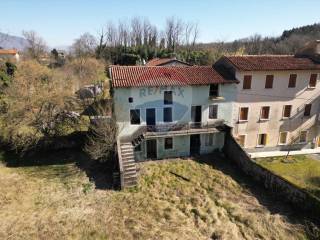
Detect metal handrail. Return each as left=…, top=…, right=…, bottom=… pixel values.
left=116, top=138, right=124, bottom=189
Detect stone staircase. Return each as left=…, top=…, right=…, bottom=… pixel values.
left=119, top=142, right=137, bottom=188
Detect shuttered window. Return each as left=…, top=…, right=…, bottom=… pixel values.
left=260, top=106, right=270, bottom=120
left=304, top=104, right=312, bottom=116
left=279, top=132, right=288, bottom=145
left=299, top=131, right=308, bottom=143
left=164, top=137, right=173, bottom=149
left=164, top=91, right=173, bottom=104
left=163, top=107, right=172, bottom=122
left=130, top=109, right=140, bottom=124
left=257, top=134, right=267, bottom=146
left=288, top=74, right=297, bottom=88
left=209, top=105, right=218, bottom=119
left=239, top=107, right=249, bottom=121
left=243, top=75, right=252, bottom=89
left=237, top=135, right=246, bottom=147
left=283, top=105, right=292, bottom=118
left=209, top=84, right=219, bottom=97
left=309, top=74, right=317, bottom=88
left=265, top=75, right=274, bottom=89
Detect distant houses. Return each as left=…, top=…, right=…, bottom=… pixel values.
left=0, top=49, right=20, bottom=62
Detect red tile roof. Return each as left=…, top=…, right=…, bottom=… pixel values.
left=223, top=55, right=320, bottom=71
left=110, top=66, right=237, bottom=88
left=0, top=49, right=18, bottom=55
left=146, top=58, right=191, bottom=66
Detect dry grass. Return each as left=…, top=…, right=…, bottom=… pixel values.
left=0, top=153, right=309, bottom=240
left=256, top=155, right=320, bottom=199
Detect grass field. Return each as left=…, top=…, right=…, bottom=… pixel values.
left=255, top=154, right=320, bottom=199
left=0, top=151, right=314, bottom=239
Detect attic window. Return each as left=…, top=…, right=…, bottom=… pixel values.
left=128, top=97, right=133, bottom=103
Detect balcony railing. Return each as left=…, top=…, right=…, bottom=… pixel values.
left=146, top=120, right=225, bottom=133
left=119, top=120, right=225, bottom=142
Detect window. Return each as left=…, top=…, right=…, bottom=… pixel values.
left=260, top=106, right=270, bottom=120
left=130, top=109, right=140, bottom=124
left=163, top=107, right=172, bottom=122
left=134, top=144, right=141, bottom=152
left=283, top=105, right=292, bottom=118
left=279, top=132, right=288, bottom=145
left=164, top=91, right=173, bottom=104
left=209, top=105, right=218, bottom=119
left=243, top=75, right=252, bottom=89
left=237, top=135, right=246, bottom=147
left=239, top=107, right=249, bottom=121
left=164, top=137, right=173, bottom=149
left=299, top=131, right=308, bottom=143
left=288, top=74, right=297, bottom=88
left=265, top=75, right=274, bottom=89
left=128, top=97, right=133, bottom=103
left=257, top=134, right=267, bottom=146
left=304, top=104, right=312, bottom=116
left=209, top=84, right=219, bottom=97
left=309, top=74, right=317, bottom=88
left=204, top=134, right=214, bottom=146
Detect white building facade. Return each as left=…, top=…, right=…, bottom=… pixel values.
left=215, top=52, right=320, bottom=153
left=110, top=65, right=238, bottom=161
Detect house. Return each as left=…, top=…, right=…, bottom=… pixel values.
left=146, top=57, right=191, bottom=66
left=110, top=65, right=238, bottom=187
left=0, top=49, right=20, bottom=62
left=214, top=41, right=320, bottom=155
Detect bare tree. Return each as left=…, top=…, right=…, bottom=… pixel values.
left=131, top=17, right=143, bottom=46
left=165, top=17, right=184, bottom=52
left=71, top=32, right=97, bottom=58
left=22, top=30, right=48, bottom=60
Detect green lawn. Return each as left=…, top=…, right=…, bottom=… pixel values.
left=0, top=151, right=311, bottom=239
left=255, top=155, right=320, bottom=199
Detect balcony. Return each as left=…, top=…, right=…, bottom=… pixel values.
left=144, top=120, right=225, bottom=138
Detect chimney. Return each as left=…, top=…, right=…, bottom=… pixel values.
left=295, top=40, right=320, bottom=63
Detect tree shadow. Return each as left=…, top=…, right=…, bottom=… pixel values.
left=0, top=149, right=115, bottom=190
left=193, top=153, right=320, bottom=226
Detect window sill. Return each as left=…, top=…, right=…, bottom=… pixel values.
left=238, top=120, right=248, bottom=123
left=307, top=86, right=316, bottom=89
left=255, top=145, right=266, bottom=148
left=259, top=118, right=270, bottom=122
left=278, top=143, right=287, bottom=146
left=209, top=96, right=224, bottom=100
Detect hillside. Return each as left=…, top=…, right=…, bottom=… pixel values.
left=197, top=23, right=320, bottom=55
left=0, top=151, right=310, bottom=239
left=0, top=32, right=28, bottom=50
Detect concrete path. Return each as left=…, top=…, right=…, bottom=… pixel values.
left=247, top=148, right=320, bottom=158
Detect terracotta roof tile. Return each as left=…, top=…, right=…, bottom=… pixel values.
left=110, top=66, right=237, bottom=88
left=0, top=49, right=18, bottom=55
left=146, top=58, right=191, bottom=66
left=223, top=55, right=320, bottom=71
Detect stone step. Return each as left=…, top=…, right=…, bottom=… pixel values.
left=121, top=148, right=133, bottom=153
left=122, top=156, right=134, bottom=161
left=124, top=169, right=137, bottom=175
left=121, top=146, right=134, bottom=150
left=124, top=180, right=137, bottom=187
left=123, top=165, right=136, bottom=171
left=121, top=152, right=134, bottom=157
left=123, top=163, right=136, bottom=168
left=124, top=174, right=137, bottom=180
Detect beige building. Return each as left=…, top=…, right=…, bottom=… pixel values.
left=0, top=49, right=20, bottom=62
left=215, top=42, right=320, bottom=153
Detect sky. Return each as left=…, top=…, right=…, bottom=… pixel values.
left=1, top=0, right=320, bottom=48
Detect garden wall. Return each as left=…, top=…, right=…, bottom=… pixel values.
left=223, top=131, right=320, bottom=218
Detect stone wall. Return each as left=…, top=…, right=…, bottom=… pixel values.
left=223, top=130, right=320, bottom=218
